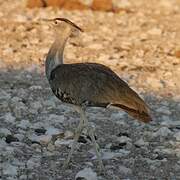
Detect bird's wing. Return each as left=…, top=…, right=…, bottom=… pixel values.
left=49, top=63, right=152, bottom=123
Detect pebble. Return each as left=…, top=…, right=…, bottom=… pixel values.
left=174, top=132, right=180, bottom=141
left=29, top=85, right=42, bottom=90
left=153, top=127, right=172, bottom=138
left=29, top=134, right=52, bottom=145
left=75, top=168, right=97, bottom=180
left=147, top=27, right=162, bottom=36
left=17, top=120, right=31, bottom=129
left=156, top=106, right=171, bottom=115
left=54, top=139, right=74, bottom=147
left=0, top=89, right=11, bottom=100
left=134, top=138, right=149, bottom=147
left=90, top=149, right=130, bottom=160
left=48, top=114, right=65, bottom=124
left=3, top=164, right=18, bottom=176
left=46, top=127, right=61, bottom=136
left=119, top=165, right=132, bottom=175
left=27, top=156, right=41, bottom=170
left=0, top=128, right=11, bottom=137
left=3, top=113, right=16, bottom=124
left=5, top=135, right=19, bottom=144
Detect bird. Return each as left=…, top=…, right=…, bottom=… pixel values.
left=44, top=17, right=152, bottom=171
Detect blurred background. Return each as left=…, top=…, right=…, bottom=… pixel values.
left=0, top=0, right=180, bottom=179
left=0, top=0, right=179, bottom=95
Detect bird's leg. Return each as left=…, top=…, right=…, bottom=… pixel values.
left=63, top=113, right=84, bottom=169
left=79, top=108, right=105, bottom=171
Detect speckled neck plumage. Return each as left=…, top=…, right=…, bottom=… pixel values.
left=45, top=33, right=69, bottom=80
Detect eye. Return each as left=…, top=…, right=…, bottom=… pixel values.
left=54, top=20, right=58, bottom=25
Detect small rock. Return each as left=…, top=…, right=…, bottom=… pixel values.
left=113, top=0, right=131, bottom=8
left=19, top=175, right=28, bottom=180
left=5, top=135, right=19, bottom=144
left=29, top=134, right=52, bottom=145
left=88, top=43, right=103, bottom=50
left=14, top=134, right=24, bottom=141
left=90, top=149, right=130, bottom=160
left=134, top=138, right=149, bottom=147
left=54, top=139, right=74, bottom=147
left=64, top=130, right=74, bottom=139
left=47, top=143, right=55, bottom=151
left=117, top=136, right=131, bottom=143
left=17, top=120, right=31, bottom=129
left=110, top=142, right=127, bottom=150
left=119, top=165, right=132, bottom=175
left=48, top=114, right=65, bottom=123
left=39, top=135, right=52, bottom=145
left=0, top=128, right=11, bottom=137
left=27, top=156, right=41, bottom=170
left=31, top=101, right=42, bottom=109
left=35, top=128, right=47, bottom=135
left=75, top=168, right=97, bottom=180
left=174, top=132, right=180, bottom=141
left=110, top=111, right=126, bottom=120
left=3, top=164, right=18, bottom=176
left=4, top=113, right=16, bottom=124
left=148, top=27, right=162, bottom=36
left=46, top=127, right=61, bottom=136
left=156, top=106, right=171, bottom=115
left=0, top=89, right=11, bottom=100
left=153, top=127, right=172, bottom=137
left=29, top=85, right=42, bottom=90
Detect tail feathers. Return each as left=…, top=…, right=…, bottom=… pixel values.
left=112, top=104, right=152, bottom=123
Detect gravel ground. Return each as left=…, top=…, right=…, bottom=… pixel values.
left=0, top=0, right=180, bottom=179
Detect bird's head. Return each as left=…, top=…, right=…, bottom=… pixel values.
left=44, top=18, right=83, bottom=38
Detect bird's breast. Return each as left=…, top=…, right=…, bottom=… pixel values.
left=52, top=88, right=76, bottom=105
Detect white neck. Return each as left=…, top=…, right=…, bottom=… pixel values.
left=45, top=33, right=69, bottom=80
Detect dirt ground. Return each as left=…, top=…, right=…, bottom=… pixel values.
left=0, top=0, right=180, bottom=180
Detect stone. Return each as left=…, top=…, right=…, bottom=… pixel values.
left=153, top=127, right=172, bottom=138
left=0, top=128, right=11, bottom=137
left=156, top=106, right=171, bottom=115
left=27, top=156, right=41, bottom=170
left=75, top=168, right=97, bottom=180
left=27, top=0, right=46, bottom=8
left=113, top=0, right=131, bottom=9
left=63, top=0, right=89, bottom=10
left=3, top=164, right=18, bottom=176
left=39, top=135, right=52, bottom=145
left=147, top=28, right=162, bottom=36
left=29, top=134, right=52, bottom=145
left=174, top=132, right=180, bottom=141
left=0, top=89, right=11, bottom=100
left=135, top=138, right=149, bottom=147
left=79, top=0, right=93, bottom=6
left=46, top=127, right=61, bottom=136
left=29, top=85, right=42, bottom=90
left=117, top=136, right=132, bottom=143
left=64, top=130, right=74, bottom=139
left=54, top=139, right=74, bottom=147
left=46, top=0, right=66, bottom=7
left=30, top=101, right=43, bottom=111
left=90, top=149, right=130, bottom=160
left=175, top=50, right=180, bottom=58
left=34, top=128, right=46, bottom=136
left=3, top=113, right=16, bottom=124
left=92, top=0, right=113, bottom=11
left=17, top=120, right=31, bottom=129
left=48, top=114, right=65, bottom=123
left=119, top=165, right=132, bottom=175
left=5, top=135, right=19, bottom=144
